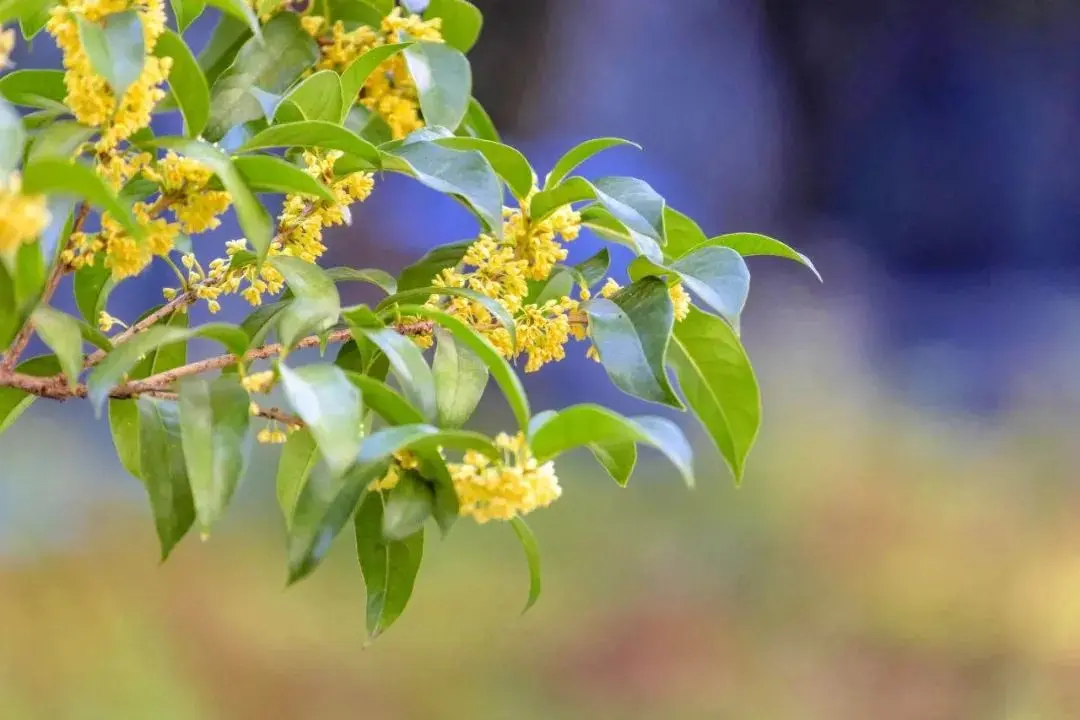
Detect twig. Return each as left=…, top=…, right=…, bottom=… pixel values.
left=1, top=203, right=90, bottom=371
left=82, top=288, right=197, bottom=369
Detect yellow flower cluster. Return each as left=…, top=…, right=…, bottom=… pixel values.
left=0, top=26, right=15, bottom=70
left=0, top=173, right=50, bottom=256
left=62, top=151, right=230, bottom=280
left=449, top=432, right=561, bottom=523
left=368, top=451, right=422, bottom=493
left=194, top=150, right=373, bottom=309
left=47, top=0, right=171, bottom=152
left=241, top=370, right=275, bottom=394
left=301, top=8, right=443, bottom=139
left=427, top=196, right=585, bottom=372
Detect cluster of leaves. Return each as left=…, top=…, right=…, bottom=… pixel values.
left=0, top=0, right=817, bottom=638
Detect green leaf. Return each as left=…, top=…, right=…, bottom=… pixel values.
left=378, top=285, right=515, bottom=348
left=86, top=325, right=190, bottom=412
left=356, top=490, right=424, bottom=638
left=432, top=328, right=487, bottom=428
left=326, top=267, right=397, bottom=295
left=109, top=398, right=141, bottom=477
left=26, top=120, right=95, bottom=164
left=708, top=232, right=821, bottom=281
left=588, top=441, right=637, bottom=487
left=205, top=13, right=317, bottom=141
left=383, top=140, right=501, bottom=235
left=435, top=136, right=533, bottom=200
left=240, top=299, right=287, bottom=346
left=77, top=11, right=145, bottom=98
left=343, top=372, right=424, bottom=426
left=197, top=14, right=251, bottom=87
left=456, top=96, right=499, bottom=142
left=178, top=375, right=251, bottom=532
left=532, top=176, right=665, bottom=256
left=584, top=277, right=682, bottom=408
left=0, top=263, right=17, bottom=348
left=382, top=470, right=434, bottom=541
left=204, top=0, right=261, bottom=37
left=170, top=0, right=205, bottom=32
left=403, top=41, right=471, bottom=130
left=669, top=306, right=760, bottom=484
left=137, top=397, right=196, bottom=558
left=339, top=42, right=412, bottom=121
left=0, top=69, right=66, bottom=110
left=396, top=239, right=470, bottom=291
left=8, top=241, right=44, bottom=308
left=21, top=159, right=144, bottom=240
left=661, top=206, right=707, bottom=260
left=631, top=245, right=750, bottom=328
left=345, top=320, right=437, bottom=422
left=132, top=305, right=189, bottom=377
left=0, top=0, right=49, bottom=26
left=0, top=97, right=25, bottom=175
left=0, top=355, right=59, bottom=436
left=233, top=154, right=335, bottom=202
left=390, top=305, right=530, bottom=431
left=325, top=0, right=386, bottom=26
left=14, top=0, right=50, bottom=38
left=29, top=307, right=83, bottom=390
left=276, top=426, right=318, bottom=528
left=279, top=363, right=363, bottom=477
left=543, top=137, right=640, bottom=190
left=239, top=120, right=381, bottom=166
left=280, top=70, right=342, bottom=123
left=424, top=0, right=482, bottom=52
left=574, top=247, right=610, bottom=288
left=269, top=256, right=341, bottom=349
left=578, top=203, right=661, bottom=261
left=529, top=404, right=694, bottom=487
left=509, top=516, right=541, bottom=613
left=154, top=29, right=210, bottom=138
left=154, top=138, right=273, bottom=260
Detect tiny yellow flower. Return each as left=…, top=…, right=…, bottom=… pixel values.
left=241, top=370, right=275, bottom=394
left=98, top=310, right=126, bottom=332
left=0, top=173, right=50, bottom=256
left=449, top=432, right=561, bottom=524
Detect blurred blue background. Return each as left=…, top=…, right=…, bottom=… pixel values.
left=5, top=1, right=1080, bottom=717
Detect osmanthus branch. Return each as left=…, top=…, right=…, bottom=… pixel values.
left=0, top=319, right=434, bottom=408
left=0, top=203, right=91, bottom=371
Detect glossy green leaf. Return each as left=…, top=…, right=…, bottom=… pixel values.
left=584, top=277, right=682, bottom=408
left=0, top=263, right=17, bottom=348
left=0, top=97, right=25, bottom=174
left=21, top=159, right=144, bottom=239
left=239, top=120, right=381, bottom=166
left=204, top=0, right=261, bottom=37
left=279, top=363, right=363, bottom=478
left=588, top=441, right=637, bottom=487
left=14, top=0, right=50, bottom=37
left=170, top=0, right=205, bottom=32
left=356, top=490, right=424, bottom=638
left=346, top=321, right=437, bottom=422
left=178, top=375, right=251, bottom=532
left=269, top=256, right=341, bottom=349
left=661, top=206, right=708, bottom=260
left=197, top=14, right=251, bottom=87
left=339, top=42, right=412, bottom=121
left=108, top=398, right=141, bottom=477
left=543, top=137, right=640, bottom=190
left=153, top=138, right=273, bottom=260
left=30, top=307, right=83, bottom=389
left=631, top=245, right=750, bottom=328
left=575, top=247, right=611, bottom=288
left=435, top=136, right=534, bottom=200
left=390, top=305, right=530, bottom=431
left=0, top=355, right=60, bottom=436
left=533, top=175, right=665, bottom=252
left=403, top=41, right=471, bottom=130
left=86, top=325, right=191, bottom=412
left=432, top=328, right=487, bottom=428
left=154, top=29, right=210, bottom=138
left=325, top=267, right=397, bottom=295
left=396, top=239, right=470, bottom=291
left=708, top=232, right=821, bottom=281
left=281, top=69, right=342, bottom=123
left=77, top=11, right=145, bottom=98
left=0, top=0, right=50, bottom=26
left=424, top=0, right=481, bottom=52
left=383, top=140, right=501, bottom=235
left=233, top=154, right=335, bottom=202
left=205, top=13, right=317, bottom=141
left=669, top=306, right=760, bottom=484
left=456, top=96, right=499, bottom=142
left=529, top=404, right=694, bottom=487
left=325, top=0, right=386, bottom=26
left=0, top=69, right=66, bottom=110
left=343, top=372, right=424, bottom=425
left=276, top=426, right=318, bottom=528
left=137, top=397, right=196, bottom=558
left=382, top=470, right=434, bottom=541
left=240, top=299, right=287, bottom=347
left=509, top=516, right=541, bottom=613
left=378, top=285, right=515, bottom=347
left=578, top=203, right=662, bottom=261
left=26, top=120, right=94, bottom=164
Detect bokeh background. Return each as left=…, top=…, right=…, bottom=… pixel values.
left=5, top=1, right=1080, bottom=717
